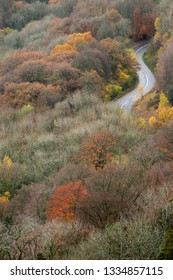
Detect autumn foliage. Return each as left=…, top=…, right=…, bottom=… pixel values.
left=133, top=7, right=156, bottom=41
left=51, top=43, right=77, bottom=55
left=0, top=191, right=10, bottom=220
left=79, top=130, right=116, bottom=169
left=155, top=38, right=173, bottom=104
left=149, top=93, right=173, bottom=128
left=0, top=155, right=13, bottom=169
left=51, top=32, right=95, bottom=55
left=0, top=156, right=12, bottom=217
left=2, top=82, right=60, bottom=109
left=47, top=181, right=88, bottom=221
left=0, top=0, right=173, bottom=261
left=0, top=9, right=138, bottom=109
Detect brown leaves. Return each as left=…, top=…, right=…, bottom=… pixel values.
left=78, top=130, right=116, bottom=169
left=133, top=7, right=156, bottom=41
left=1, top=82, right=60, bottom=109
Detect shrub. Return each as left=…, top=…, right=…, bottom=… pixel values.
left=137, top=117, right=146, bottom=128
left=100, top=38, right=137, bottom=84
left=147, top=93, right=160, bottom=109
left=0, top=0, right=13, bottom=28
left=3, top=27, right=14, bottom=35
left=149, top=116, right=157, bottom=128
left=0, top=155, right=13, bottom=168
left=0, top=162, right=25, bottom=196
left=51, top=43, right=77, bottom=55
left=20, top=105, right=35, bottom=115
left=50, top=163, right=93, bottom=187
left=118, top=70, right=132, bottom=86
left=148, top=93, right=173, bottom=128
left=78, top=130, right=116, bottom=169
left=7, top=2, right=49, bottom=30
left=18, top=15, right=55, bottom=51
left=156, top=38, right=173, bottom=103
left=105, top=84, right=122, bottom=99
left=48, top=63, right=82, bottom=95
left=47, top=181, right=88, bottom=221
left=38, top=89, right=62, bottom=109
left=0, top=50, right=47, bottom=93
left=14, top=60, right=53, bottom=84
left=6, top=183, right=50, bottom=223
left=0, top=219, right=88, bottom=260
left=96, top=10, right=131, bottom=40
left=75, top=162, right=145, bottom=228
left=103, top=93, right=111, bottom=101
left=80, top=70, right=103, bottom=93
left=0, top=50, right=46, bottom=76
left=51, top=32, right=95, bottom=55
left=158, top=230, right=173, bottom=259
left=73, top=44, right=111, bottom=80
left=69, top=217, right=163, bottom=259
left=77, top=189, right=129, bottom=228
left=49, top=0, right=77, bottom=18
left=67, top=32, right=95, bottom=51
left=46, top=35, right=68, bottom=53
left=154, top=120, right=173, bottom=161
left=2, top=82, right=59, bottom=109
left=0, top=192, right=10, bottom=221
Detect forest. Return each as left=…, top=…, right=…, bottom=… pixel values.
left=0, top=0, right=173, bottom=260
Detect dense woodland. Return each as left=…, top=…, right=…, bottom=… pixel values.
left=0, top=0, right=173, bottom=260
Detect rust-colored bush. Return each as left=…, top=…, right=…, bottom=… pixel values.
left=79, top=130, right=116, bottom=169
left=47, top=181, right=88, bottom=221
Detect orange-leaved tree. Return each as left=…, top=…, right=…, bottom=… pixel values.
left=51, top=43, right=77, bottom=55
left=79, top=130, right=116, bottom=169
left=0, top=191, right=10, bottom=203
left=47, top=181, right=88, bottom=221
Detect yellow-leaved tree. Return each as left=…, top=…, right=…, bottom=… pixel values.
left=67, top=32, right=95, bottom=48
left=0, top=155, right=13, bottom=169
left=0, top=191, right=10, bottom=219
left=51, top=44, right=77, bottom=55
left=153, top=17, right=161, bottom=45
left=158, top=92, right=169, bottom=108
left=149, top=116, right=157, bottom=127
left=51, top=32, right=95, bottom=55
left=149, top=93, right=173, bottom=128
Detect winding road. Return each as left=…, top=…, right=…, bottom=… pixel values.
left=115, top=43, right=156, bottom=112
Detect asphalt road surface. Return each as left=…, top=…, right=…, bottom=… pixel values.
left=115, top=43, right=156, bottom=113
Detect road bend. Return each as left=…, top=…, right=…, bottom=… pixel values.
left=115, top=43, right=156, bottom=113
